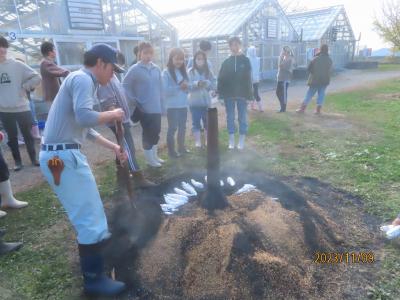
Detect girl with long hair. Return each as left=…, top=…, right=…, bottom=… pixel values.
left=162, top=48, right=190, bottom=158
left=188, top=51, right=216, bottom=148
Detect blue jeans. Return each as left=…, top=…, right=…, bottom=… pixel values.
left=303, top=85, right=328, bottom=106
left=167, top=108, right=188, bottom=153
left=39, top=149, right=110, bottom=244
left=29, top=100, right=38, bottom=125
left=224, top=98, right=248, bottom=135
left=190, top=106, right=208, bottom=132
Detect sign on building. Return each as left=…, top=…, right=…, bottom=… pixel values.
left=66, top=0, right=104, bottom=30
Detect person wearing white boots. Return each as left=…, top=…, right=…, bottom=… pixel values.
left=0, top=148, right=28, bottom=215
left=246, top=46, right=263, bottom=112
left=123, top=42, right=164, bottom=168
left=217, top=37, right=253, bottom=151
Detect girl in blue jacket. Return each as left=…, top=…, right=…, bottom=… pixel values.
left=188, top=51, right=216, bottom=148
left=162, top=48, right=190, bottom=158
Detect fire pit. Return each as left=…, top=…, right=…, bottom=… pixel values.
left=103, top=109, right=382, bottom=299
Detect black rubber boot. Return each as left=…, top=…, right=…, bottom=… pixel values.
left=78, top=242, right=126, bottom=297
left=13, top=161, right=23, bottom=172
left=0, top=236, right=23, bottom=256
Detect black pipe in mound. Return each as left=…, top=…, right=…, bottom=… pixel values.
left=201, top=107, right=228, bottom=211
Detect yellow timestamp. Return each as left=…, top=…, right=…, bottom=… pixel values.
left=313, top=251, right=375, bottom=264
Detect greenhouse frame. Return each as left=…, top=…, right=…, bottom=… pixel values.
left=0, top=0, right=177, bottom=69
left=166, top=0, right=356, bottom=79
left=165, top=0, right=300, bottom=79
left=0, top=0, right=356, bottom=80
left=288, top=5, right=356, bottom=68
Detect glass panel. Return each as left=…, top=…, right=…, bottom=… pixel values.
left=119, top=40, right=139, bottom=67
left=15, top=0, right=42, bottom=32
left=0, top=2, right=19, bottom=32
left=273, top=44, right=281, bottom=56
left=267, top=18, right=277, bottom=38
left=57, top=42, right=87, bottom=66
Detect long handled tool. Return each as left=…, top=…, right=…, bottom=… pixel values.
left=115, top=120, right=135, bottom=203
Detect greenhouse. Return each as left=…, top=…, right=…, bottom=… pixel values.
left=0, top=0, right=356, bottom=78
left=0, top=0, right=177, bottom=69
left=165, top=0, right=299, bottom=79
left=288, top=5, right=356, bottom=68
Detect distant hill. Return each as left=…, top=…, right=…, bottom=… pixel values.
left=371, top=48, right=400, bottom=57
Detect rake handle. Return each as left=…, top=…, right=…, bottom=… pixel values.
left=115, top=120, right=135, bottom=201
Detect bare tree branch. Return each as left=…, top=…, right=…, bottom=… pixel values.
left=374, top=0, right=400, bottom=51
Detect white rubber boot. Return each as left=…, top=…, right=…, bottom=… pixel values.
left=144, top=150, right=162, bottom=168
left=237, top=135, right=246, bottom=150
left=0, top=210, right=6, bottom=218
left=152, top=145, right=165, bottom=164
left=194, top=132, right=201, bottom=148
left=228, top=134, right=235, bottom=150
left=0, top=180, right=28, bottom=209
left=257, top=101, right=264, bottom=112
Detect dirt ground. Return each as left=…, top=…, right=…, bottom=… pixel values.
left=4, top=68, right=400, bottom=195
left=112, top=170, right=383, bottom=300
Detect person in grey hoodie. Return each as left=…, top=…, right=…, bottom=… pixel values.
left=97, top=70, right=155, bottom=188
left=188, top=51, right=217, bottom=148
left=0, top=36, right=41, bottom=171
left=123, top=42, right=164, bottom=168
left=162, top=48, right=190, bottom=158
left=276, top=46, right=294, bottom=113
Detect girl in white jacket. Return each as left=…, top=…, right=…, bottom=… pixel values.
left=246, top=46, right=262, bottom=112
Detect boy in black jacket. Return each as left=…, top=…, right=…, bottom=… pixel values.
left=218, top=37, right=253, bottom=150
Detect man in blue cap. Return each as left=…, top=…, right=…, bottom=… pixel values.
left=39, top=44, right=128, bottom=297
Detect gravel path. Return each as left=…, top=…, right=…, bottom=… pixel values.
left=5, top=69, right=400, bottom=194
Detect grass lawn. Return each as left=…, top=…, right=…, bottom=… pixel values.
left=368, top=63, right=400, bottom=72
left=1, top=78, right=400, bottom=299
left=247, top=78, right=400, bottom=299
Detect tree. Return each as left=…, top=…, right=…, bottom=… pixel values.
left=374, top=0, right=400, bottom=50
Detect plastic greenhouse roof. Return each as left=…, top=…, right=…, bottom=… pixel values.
left=165, top=0, right=267, bottom=40
left=288, top=5, right=343, bottom=41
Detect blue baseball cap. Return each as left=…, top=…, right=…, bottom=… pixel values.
left=86, top=43, right=125, bottom=73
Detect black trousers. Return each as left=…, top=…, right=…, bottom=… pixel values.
left=276, top=81, right=290, bottom=112
left=0, top=149, right=10, bottom=182
left=140, top=113, right=161, bottom=151
left=253, top=83, right=261, bottom=102
left=167, top=108, right=187, bottom=154
left=0, top=111, right=36, bottom=164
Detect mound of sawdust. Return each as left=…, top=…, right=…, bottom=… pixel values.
left=135, top=190, right=377, bottom=299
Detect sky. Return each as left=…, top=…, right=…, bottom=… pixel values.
left=146, top=0, right=389, bottom=50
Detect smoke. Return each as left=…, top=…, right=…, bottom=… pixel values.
left=104, top=192, right=162, bottom=288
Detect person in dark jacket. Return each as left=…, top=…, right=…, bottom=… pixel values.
left=130, top=45, right=139, bottom=67
left=217, top=37, right=253, bottom=150
left=297, top=44, right=332, bottom=114
left=40, top=41, right=70, bottom=103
